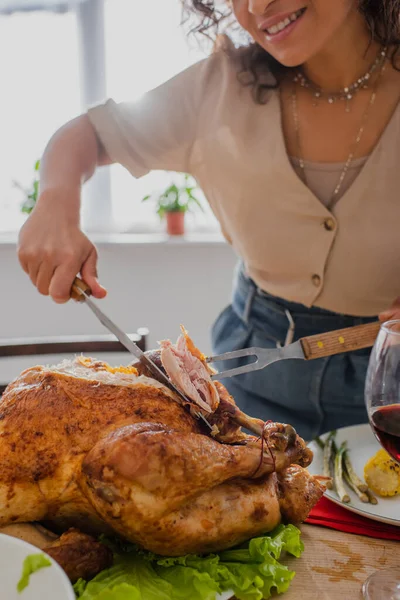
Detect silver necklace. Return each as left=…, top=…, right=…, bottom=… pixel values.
left=293, top=48, right=387, bottom=112
left=291, top=60, right=386, bottom=204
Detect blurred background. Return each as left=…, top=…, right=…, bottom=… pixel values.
left=0, top=0, right=237, bottom=383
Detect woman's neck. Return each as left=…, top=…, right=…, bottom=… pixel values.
left=302, top=13, right=381, bottom=91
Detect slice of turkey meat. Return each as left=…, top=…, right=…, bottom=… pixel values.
left=160, top=334, right=220, bottom=414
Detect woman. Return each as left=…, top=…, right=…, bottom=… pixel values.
left=17, top=0, right=400, bottom=440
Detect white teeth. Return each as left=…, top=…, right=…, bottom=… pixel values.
left=266, top=9, right=303, bottom=35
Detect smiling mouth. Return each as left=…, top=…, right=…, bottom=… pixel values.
left=264, top=7, right=306, bottom=36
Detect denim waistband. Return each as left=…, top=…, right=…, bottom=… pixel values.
left=232, top=264, right=377, bottom=342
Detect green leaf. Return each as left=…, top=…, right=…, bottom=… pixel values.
left=156, top=525, right=303, bottom=600
left=21, top=203, right=34, bottom=215
left=74, top=578, right=88, bottom=596
left=17, top=158, right=41, bottom=215
left=155, top=565, right=219, bottom=600
left=17, top=553, right=51, bottom=593
left=79, top=525, right=304, bottom=600
left=89, top=583, right=141, bottom=600
left=187, top=193, right=204, bottom=212
left=74, top=556, right=173, bottom=600
left=157, top=205, right=166, bottom=220
left=219, top=525, right=304, bottom=563
left=142, top=172, right=204, bottom=217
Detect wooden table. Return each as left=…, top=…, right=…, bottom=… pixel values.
left=282, top=524, right=399, bottom=599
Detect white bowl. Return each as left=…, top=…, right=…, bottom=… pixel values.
left=0, top=533, right=75, bottom=600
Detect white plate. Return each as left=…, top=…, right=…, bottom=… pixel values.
left=0, top=533, right=75, bottom=600
left=307, top=423, right=400, bottom=527
left=217, top=593, right=234, bottom=600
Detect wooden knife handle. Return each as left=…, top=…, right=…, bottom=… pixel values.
left=300, top=321, right=381, bottom=360
left=71, top=277, right=92, bottom=303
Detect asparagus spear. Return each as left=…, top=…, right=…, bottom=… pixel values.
left=314, top=436, right=325, bottom=451
left=315, top=434, right=373, bottom=503
left=343, top=450, right=368, bottom=492
left=314, top=433, right=337, bottom=453
left=365, top=488, right=378, bottom=505
left=322, top=431, right=336, bottom=489
left=313, top=436, right=333, bottom=488
left=343, top=467, right=369, bottom=502
left=334, top=443, right=351, bottom=503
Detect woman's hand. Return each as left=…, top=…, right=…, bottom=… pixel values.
left=379, top=298, right=400, bottom=322
left=17, top=188, right=107, bottom=303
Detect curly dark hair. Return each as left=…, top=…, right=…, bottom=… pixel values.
left=181, top=1, right=400, bottom=103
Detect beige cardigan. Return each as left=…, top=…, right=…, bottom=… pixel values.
left=88, top=49, right=400, bottom=316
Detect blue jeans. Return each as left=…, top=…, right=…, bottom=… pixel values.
left=211, top=264, right=376, bottom=441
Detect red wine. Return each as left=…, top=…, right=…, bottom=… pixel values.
left=370, top=405, right=400, bottom=463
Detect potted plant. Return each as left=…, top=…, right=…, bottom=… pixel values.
left=14, top=159, right=40, bottom=215
left=142, top=173, right=204, bottom=236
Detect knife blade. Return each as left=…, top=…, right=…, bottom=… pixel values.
left=71, top=279, right=212, bottom=430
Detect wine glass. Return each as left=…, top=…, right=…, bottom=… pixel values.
left=363, top=320, right=400, bottom=599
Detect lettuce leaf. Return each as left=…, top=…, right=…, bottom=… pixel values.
left=73, top=556, right=171, bottom=600
left=74, top=524, right=303, bottom=600
left=17, top=553, right=52, bottom=592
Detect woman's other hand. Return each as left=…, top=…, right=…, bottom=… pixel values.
left=379, top=298, right=400, bottom=322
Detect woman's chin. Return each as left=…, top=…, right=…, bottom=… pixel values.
left=258, top=41, right=317, bottom=68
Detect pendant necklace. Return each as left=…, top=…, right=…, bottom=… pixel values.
left=293, top=48, right=387, bottom=112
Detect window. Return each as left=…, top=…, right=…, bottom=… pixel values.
left=0, top=9, right=80, bottom=233
left=104, top=0, right=217, bottom=233
left=0, top=0, right=219, bottom=234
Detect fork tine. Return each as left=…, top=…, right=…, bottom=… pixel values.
left=211, top=362, right=260, bottom=380
left=206, top=347, right=259, bottom=363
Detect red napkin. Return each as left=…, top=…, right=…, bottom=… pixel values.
left=306, top=496, right=400, bottom=541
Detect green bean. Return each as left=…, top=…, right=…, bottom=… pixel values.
left=334, top=443, right=351, bottom=503
left=343, top=450, right=368, bottom=493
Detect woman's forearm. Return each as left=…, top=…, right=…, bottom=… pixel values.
left=37, top=114, right=112, bottom=219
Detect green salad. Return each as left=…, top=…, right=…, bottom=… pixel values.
left=71, top=524, right=303, bottom=600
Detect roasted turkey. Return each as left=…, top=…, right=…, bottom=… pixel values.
left=0, top=328, right=324, bottom=566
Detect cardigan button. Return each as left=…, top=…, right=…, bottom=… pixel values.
left=324, top=218, right=336, bottom=231
left=312, top=274, right=321, bottom=287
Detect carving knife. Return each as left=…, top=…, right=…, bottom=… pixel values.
left=71, top=278, right=212, bottom=430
